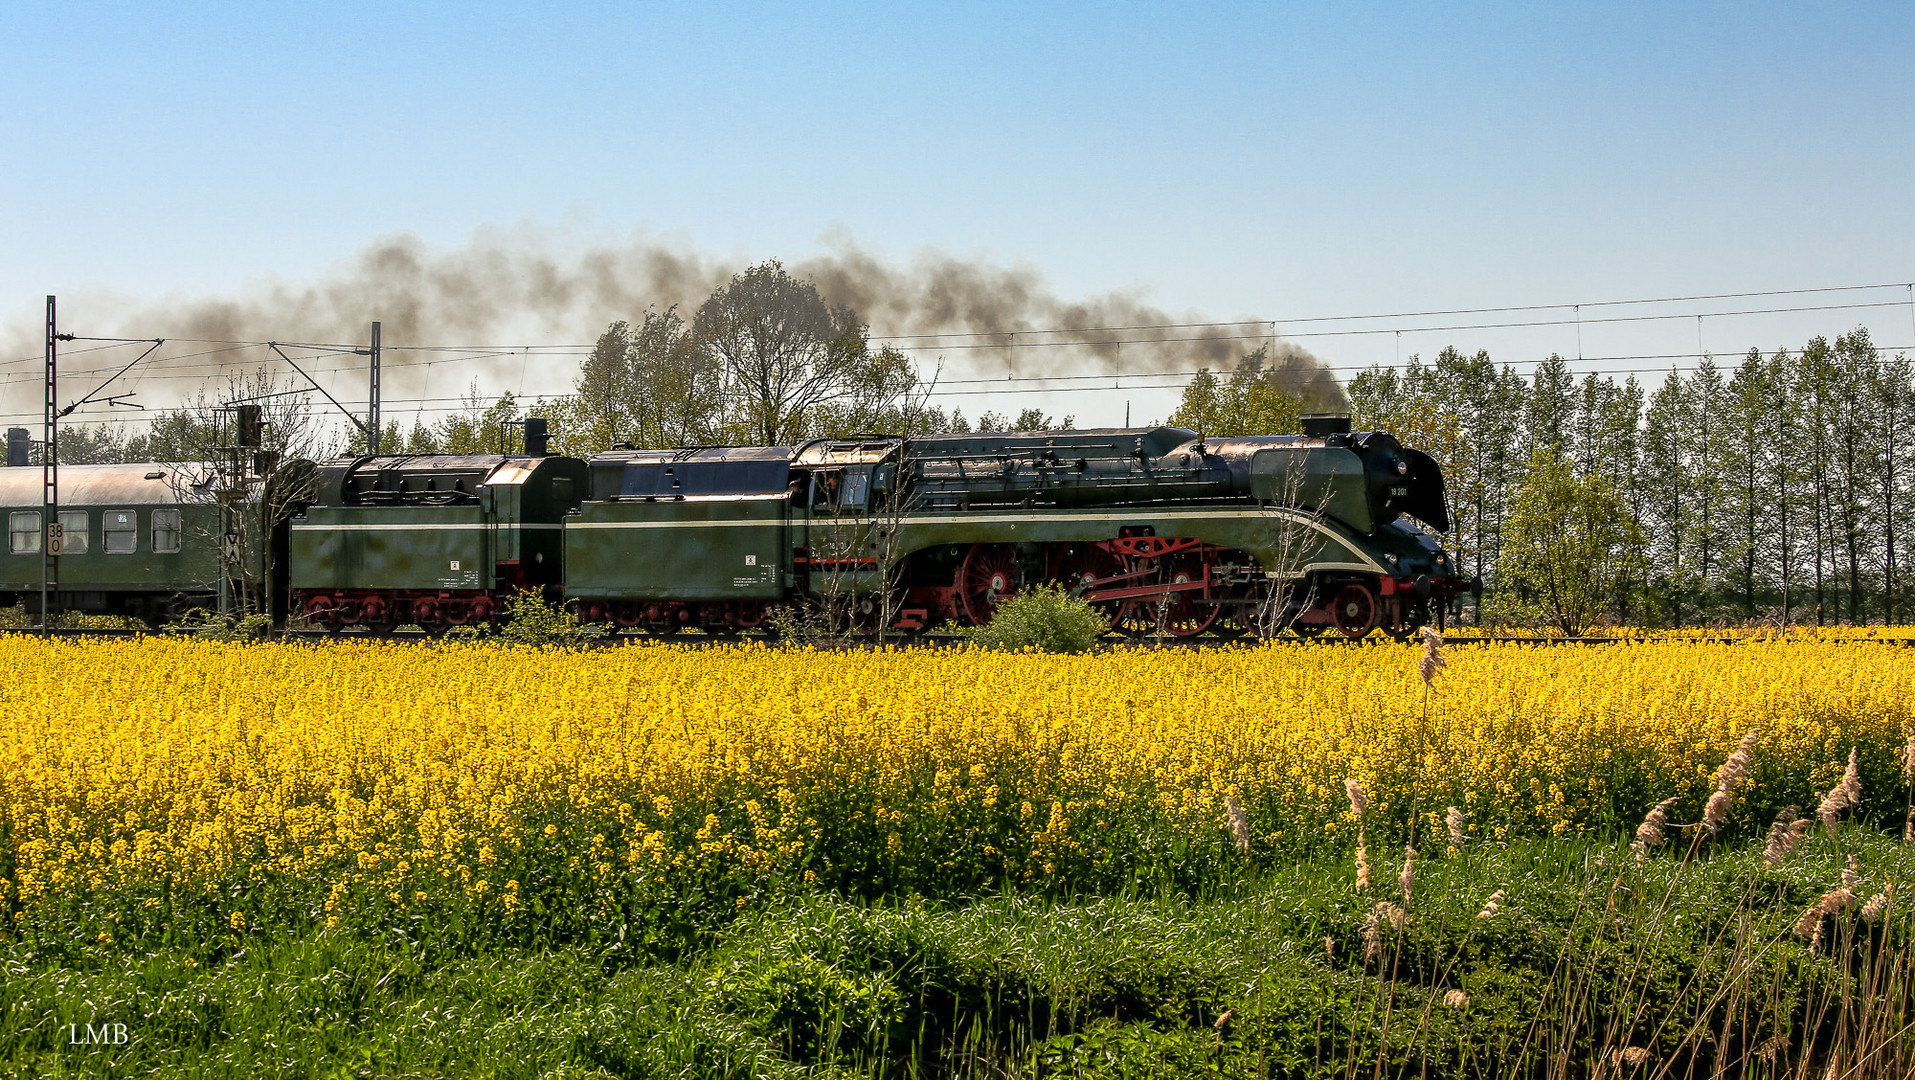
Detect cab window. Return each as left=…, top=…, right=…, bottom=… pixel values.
left=105, top=509, right=137, bottom=554
left=8, top=511, right=40, bottom=554
left=152, top=509, right=182, bottom=553
left=840, top=470, right=869, bottom=511
left=57, top=510, right=88, bottom=555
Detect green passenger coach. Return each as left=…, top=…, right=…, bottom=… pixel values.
left=0, top=463, right=225, bottom=624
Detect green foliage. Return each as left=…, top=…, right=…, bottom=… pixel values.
left=10, top=837, right=1911, bottom=1078
left=971, top=582, right=1110, bottom=653
left=1169, top=346, right=1307, bottom=436
left=497, top=589, right=598, bottom=646
left=1501, top=447, right=1647, bottom=634
left=169, top=607, right=274, bottom=641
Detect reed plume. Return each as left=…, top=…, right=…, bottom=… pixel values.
left=1817, top=747, right=1862, bottom=836
left=1792, top=887, right=1856, bottom=953
left=1702, top=728, right=1760, bottom=832
left=1362, top=901, right=1407, bottom=962
left=1862, top=883, right=1894, bottom=922
left=1476, top=889, right=1505, bottom=920
left=1902, top=729, right=1914, bottom=786
left=1418, top=625, right=1447, bottom=688
left=1344, top=777, right=1368, bottom=818
left=1611, top=1046, right=1650, bottom=1068
left=1346, top=776, right=1371, bottom=890
left=1445, top=805, right=1466, bottom=849
left=1399, top=844, right=1417, bottom=908
left=1762, top=808, right=1810, bottom=865
left=1442, top=989, right=1468, bottom=1009
left=1632, top=797, right=1678, bottom=864
left=1224, top=793, right=1250, bottom=855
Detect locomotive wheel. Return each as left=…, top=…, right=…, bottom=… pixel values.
left=1052, top=544, right=1128, bottom=631
left=1154, top=554, right=1219, bottom=637
left=1386, top=599, right=1431, bottom=642
left=1110, top=600, right=1156, bottom=640
left=1330, top=582, right=1380, bottom=638
left=958, top=543, right=1018, bottom=625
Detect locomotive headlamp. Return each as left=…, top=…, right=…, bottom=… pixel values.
left=1395, top=460, right=1409, bottom=475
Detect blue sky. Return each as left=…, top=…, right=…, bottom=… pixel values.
left=3, top=2, right=1912, bottom=423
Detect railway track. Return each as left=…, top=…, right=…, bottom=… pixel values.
left=3, top=625, right=1911, bottom=647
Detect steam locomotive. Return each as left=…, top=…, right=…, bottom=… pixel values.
left=0, top=416, right=1478, bottom=639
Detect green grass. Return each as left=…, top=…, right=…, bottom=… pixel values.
left=5, top=832, right=1912, bottom=1079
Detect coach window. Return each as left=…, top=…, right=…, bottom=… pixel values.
left=57, top=510, right=88, bottom=555
left=8, top=511, right=40, bottom=554
left=152, top=509, right=182, bottom=554
left=105, top=509, right=137, bottom=554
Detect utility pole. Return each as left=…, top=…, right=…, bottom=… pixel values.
left=41, top=296, right=57, bottom=635
left=368, top=320, right=381, bottom=455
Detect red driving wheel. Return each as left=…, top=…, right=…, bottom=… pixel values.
left=1331, top=582, right=1380, bottom=638
left=1154, top=554, right=1219, bottom=637
left=1051, top=544, right=1128, bottom=631
left=958, top=543, right=1018, bottom=625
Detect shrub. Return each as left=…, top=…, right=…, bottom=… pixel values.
left=171, top=608, right=274, bottom=641
left=970, top=582, right=1108, bottom=654
left=498, top=589, right=598, bottom=646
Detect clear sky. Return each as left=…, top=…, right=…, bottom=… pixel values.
left=3, top=1, right=1912, bottom=426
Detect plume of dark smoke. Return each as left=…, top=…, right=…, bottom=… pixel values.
left=5, top=227, right=1342, bottom=419
left=797, top=241, right=1342, bottom=411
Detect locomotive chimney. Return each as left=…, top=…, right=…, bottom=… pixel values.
left=1300, top=414, right=1351, bottom=438
left=523, top=417, right=550, bottom=457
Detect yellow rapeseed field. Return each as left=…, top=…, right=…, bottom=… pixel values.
left=0, top=635, right=1910, bottom=937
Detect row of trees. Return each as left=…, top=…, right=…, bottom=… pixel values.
left=1346, top=330, right=1911, bottom=627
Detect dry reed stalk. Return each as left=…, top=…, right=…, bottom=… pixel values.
left=1418, top=625, right=1447, bottom=688
left=1763, top=808, right=1811, bottom=865
left=1633, top=797, right=1679, bottom=864
left=1752, top=1035, right=1788, bottom=1064
left=1445, top=805, right=1466, bottom=849
left=1703, top=728, right=1761, bottom=832
left=1818, top=747, right=1862, bottom=836
left=1399, top=845, right=1417, bottom=908
left=1224, top=793, right=1250, bottom=855
left=1475, top=889, right=1505, bottom=920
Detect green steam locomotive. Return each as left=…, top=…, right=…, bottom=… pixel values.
left=280, top=416, right=1475, bottom=638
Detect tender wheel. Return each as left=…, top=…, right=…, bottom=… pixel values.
left=958, top=543, right=1018, bottom=625
left=1330, top=582, right=1380, bottom=638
